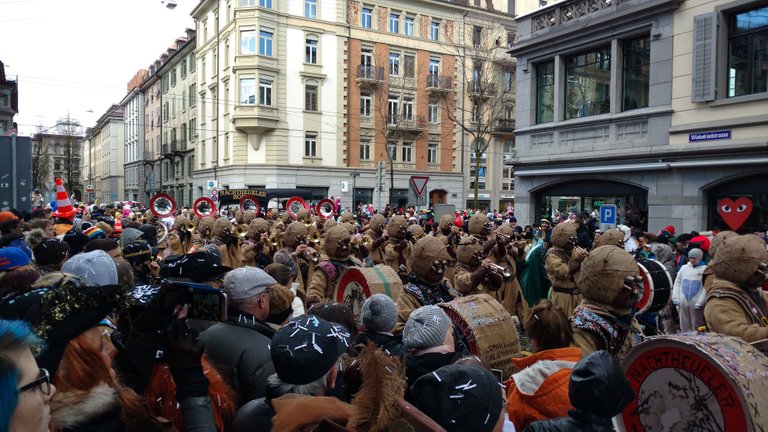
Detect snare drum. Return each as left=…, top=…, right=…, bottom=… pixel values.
left=619, top=333, right=768, bottom=431
left=635, top=259, right=673, bottom=313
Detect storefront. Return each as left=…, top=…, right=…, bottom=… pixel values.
left=706, top=173, right=768, bottom=233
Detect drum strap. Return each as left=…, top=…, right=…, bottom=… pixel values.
left=552, top=287, right=580, bottom=295
left=403, top=281, right=453, bottom=306
left=371, top=266, right=393, bottom=298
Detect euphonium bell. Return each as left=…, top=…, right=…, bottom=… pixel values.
left=181, top=221, right=196, bottom=234
left=309, top=232, right=321, bottom=244
left=304, top=219, right=313, bottom=227
left=269, top=236, right=280, bottom=247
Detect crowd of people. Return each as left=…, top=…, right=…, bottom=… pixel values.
left=1, top=178, right=767, bottom=432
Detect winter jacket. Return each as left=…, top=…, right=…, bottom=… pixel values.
left=199, top=311, right=275, bottom=406
left=672, top=261, right=707, bottom=307
left=404, top=351, right=459, bottom=401
left=505, top=347, right=581, bottom=431
left=524, top=350, right=634, bottom=432
left=0, top=234, right=33, bottom=258
left=231, top=397, right=274, bottom=432
left=704, top=277, right=768, bottom=342
left=351, top=331, right=406, bottom=357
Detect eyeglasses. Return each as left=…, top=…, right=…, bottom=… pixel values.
left=18, top=368, right=52, bottom=396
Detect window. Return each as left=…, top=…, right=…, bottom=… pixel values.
left=163, top=101, right=169, bottom=122
left=402, top=97, right=414, bottom=121
left=259, top=30, right=273, bottom=56
left=360, top=93, right=372, bottom=117
left=387, top=141, right=397, bottom=160
left=258, top=0, right=271, bottom=7
left=189, top=84, right=196, bottom=107
left=361, top=7, right=372, bottom=28
left=402, top=141, right=413, bottom=162
left=189, top=119, right=197, bottom=141
left=473, top=26, right=482, bottom=48
left=305, top=37, right=318, bottom=64
left=361, top=47, right=373, bottom=67
left=171, top=68, right=177, bottom=87
left=428, top=98, right=439, bottom=123
left=259, top=77, right=273, bottom=105
left=622, top=35, right=650, bottom=111
left=181, top=59, right=187, bottom=78
left=428, top=143, right=438, bottom=164
left=429, top=58, right=440, bottom=75
left=305, top=0, right=317, bottom=19
left=241, top=0, right=255, bottom=6
left=389, top=52, right=400, bottom=76
left=536, top=61, right=554, bottom=123
left=471, top=102, right=480, bottom=123
left=403, top=54, right=415, bottom=78
left=162, top=75, right=169, bottom=93
left=727, top=5, right=768, bottom=97
left=503, top=69, right=513, bottom=92
left=387, top=96, right=399, bottom=124
left=360, top=139, right=371, bottom=160
left=240, top=78, right=256, bottom=104
left=241, top=30, right=256, bottom=54
left=389, top=12, right=399, bottom=33
left=405, top=15, right=414, bottom=36
left=502, top=167, right=514, bottom=191
left=189, top=54, right=196, bottom=71
left=565, top=46, right=611, bottom=119
left=430, top=20, right=440, bottom=40
left=305, top=81, right=318, bottom=111
left=181, top=124, right=187, bottom=145
left=304, top=132, right=317, bottom=157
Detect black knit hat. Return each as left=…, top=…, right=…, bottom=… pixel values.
left=411, top=364, right=504, bottom=432
left=62, top=229, right=88, bottom=255
left=160, top=250, right=231, bottom=282
left=33, top=238, right=70, bottom=266
left=271, top=315, right=350, bottom=385
left=122, top=240, right=151, bottom=265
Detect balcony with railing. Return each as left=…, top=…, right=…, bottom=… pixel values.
left=387, top=115, right=427, bottom=136
left=356, top=65, right=385, bottom=86
left=468, top=80, right=496, bottom=99
left=426, top=74, right=452, bottom=94
left=495, top=118, right=516, bottom=133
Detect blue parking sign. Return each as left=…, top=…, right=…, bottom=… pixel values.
left=600, top=204, right=617, bottom=225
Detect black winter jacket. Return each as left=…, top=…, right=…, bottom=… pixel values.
left=524, top=410, right=615, bottom=432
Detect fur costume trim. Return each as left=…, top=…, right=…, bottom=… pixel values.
left=51, top=382, right=120, bottom=429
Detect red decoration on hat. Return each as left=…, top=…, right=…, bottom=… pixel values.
left=717, top=197, right=753, bottom=231
left=113, top=213, right=123, bottom=233
left=663, top=225, right=676, bottom=236
left=51, top=178, right=75, bottom=220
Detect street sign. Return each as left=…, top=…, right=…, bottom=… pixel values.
left=210, top=187, right=218, bottom=199
left=206, top=180, right=218, bottom=189
left=600, top=204, right=617, bottom=225
left=410, top=176, right=430, bottom=197
left=340, top=181, right=349, bottom=193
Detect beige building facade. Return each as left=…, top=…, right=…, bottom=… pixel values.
left=82, top=105, right=125, bottom=204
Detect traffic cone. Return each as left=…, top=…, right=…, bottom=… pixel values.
left=114, top=212, right=123, bottom=233
left=51, top=178, right=75, bottom=220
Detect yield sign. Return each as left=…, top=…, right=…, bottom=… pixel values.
left=410, top=176, right=430, bottom=197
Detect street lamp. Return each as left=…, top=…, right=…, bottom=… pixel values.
left=350, top=171, right=360, bottom=211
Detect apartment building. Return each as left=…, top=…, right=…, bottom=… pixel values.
left=121, top=69, right=148, bottom=202
left=82, top=105, right=125, bottom=204
left=0, top=60, right=18, bottom=135
left=141, top=58, right=164, bottom=203
left=31, top=131, right=83, bottom=202
left=511, top=0, right=767, bottom=232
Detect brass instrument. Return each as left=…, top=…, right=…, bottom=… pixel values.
left=269, top=235, right=282, bottom=248
left=361, top=236, right=372, bottom=247
left=309, top=231, right=322, bottom=244
left=180, top=221, right=196, bottom=234
left=234, top=224, right=249, bottom=238
left=302, top=246, right=320, bottom=264
left=487, top=263, right=514, bottom=279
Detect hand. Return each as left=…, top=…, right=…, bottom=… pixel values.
left=148, top=260, right=161, bottom=278
left=295, top=244, right=308, bottom=255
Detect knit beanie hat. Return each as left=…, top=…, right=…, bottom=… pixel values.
left=62, top=230, right=88, bottom=255
left=411, top=364, right=504, bottom=432
left=711, top=235, right=767, bottom=285
left=361, top=294, right=397, bottom=333
left=61, top=249, right=118, bottom=286
left=0, top=211, right=18, bottom=223
left=83, top=226, right=106, bottom=240
left=688, top=248, right=704, bottom=261
left=403, top=305, right=451, bottom=350
left=0, top=247, right=30, bottom=271
left=33, top=238, right=70, bottom=266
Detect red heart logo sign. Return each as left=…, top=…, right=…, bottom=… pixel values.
left=717, top=197, right=753, bottom=231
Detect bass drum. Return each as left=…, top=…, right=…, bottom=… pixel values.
left=439, top=294, right=522, bottom=380
left=619, top=333, right=768, bottom=432
left=635, top=259, right=673, bottom=313
left=335, top=265, right=403, bottom=322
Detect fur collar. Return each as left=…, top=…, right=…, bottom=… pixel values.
left=51, top=382, right=120, bottom=429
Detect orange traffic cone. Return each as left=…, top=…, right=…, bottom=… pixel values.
left=114, top=212, right=123, bottom=233
left=51, top=178, right=75, bottom=220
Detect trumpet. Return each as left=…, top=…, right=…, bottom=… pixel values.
left=180, top=221, right=196, bottom=234
left=234, top=224, right=249, bottom=238
left=361, top=236, right=372, bottom=247
left=302, top=246, right=320, bottom=264
left=269, top=235, right=282, bottom=247
left=309, top=231, right=322, bottom=244
left=304, top=219, right=313, bottom=227
left=487, top=263, right=514, bottom=279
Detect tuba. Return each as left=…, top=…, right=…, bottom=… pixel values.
left=285, top=196, right=309, bottom=220
left=150, top=193, right=176, bottom=245
left=316, top=198, right=336, bottom=220
left=193, top=197, right=217, bottom=219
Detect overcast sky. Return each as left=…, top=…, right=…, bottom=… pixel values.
left=1, top=0, right=195, bottom=135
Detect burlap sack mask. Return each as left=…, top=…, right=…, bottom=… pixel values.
left=212, top=217, right=233, bottom=239
left=296, top=208, right=311, bottom=224
left=439, top=214, right=454, bottom=232
left=234, top=210, right=244, bottom=224
left=243, top=210, right=257, bottom=226
left=497, top=224, right=514, bottom=237
left=407, top=224, right=425, bottom=239
left=247, top=217, right=269, bottom=240
left=144, top=210, right=158, bottom=224
left=593, top=228, right=625, bottom=248
left=709, top=230, right=737, bottom=260
left=283, top=221, right=308, bottom=248
left=197, top=216, right=215, bottom=239
left=386, top=215, right=407, bottom=239
left=711, top=235, right=767, bottom=285
left=456, top=235, right=482, bottom=266
left=412, top=236, right=453, bottom=282
left=324, top=225, right=352, bottom=260
left=468, top=213, right=489, bottom=236
left=551, top=222, right=577, bottom=249
left=324, top=219, right=337, bottom=231
left=370, top=214, right=386, bottom=232
left=577, top=245, right=638, bottom=308
left=172, top=215, right=190, bottom=232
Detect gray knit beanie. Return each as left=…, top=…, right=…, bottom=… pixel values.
left=403, top=305, right=451, bottom=350
left=361, top=294, right=397, bottom=333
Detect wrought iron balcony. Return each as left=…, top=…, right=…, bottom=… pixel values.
left=495, top=118, right=516, bottom=132
left=426, top=74, right=452, bottom=94
left=468, top=80, right=496, bottom=99
left=356, top=65, right=385, bottom=86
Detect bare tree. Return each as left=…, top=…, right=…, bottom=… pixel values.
left=438, top=18, right=516, bottom=209
left=53, top=115, right=84, bottom=201
left=31, top=138, right=51, bottom=193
